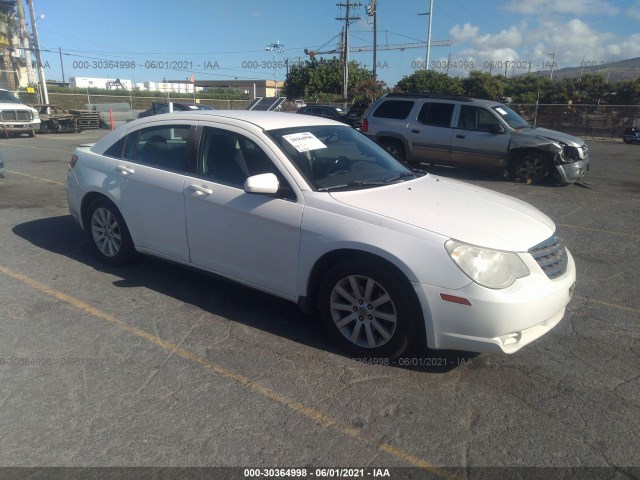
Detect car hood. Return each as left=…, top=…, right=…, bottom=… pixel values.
left=519, top=126, right=585, bottom=147
left=0, top=101, right=36, bottom=111
left=330, top=175, right=556, bottom=251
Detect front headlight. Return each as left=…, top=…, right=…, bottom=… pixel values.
left=445, top=239, right=530, bottom=289
left=33, top=110, right=40, bottom=120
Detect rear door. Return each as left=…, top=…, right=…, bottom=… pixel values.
left=407, top=101, right=456, bottom=164
left=107, top=123, right=194, bottom=262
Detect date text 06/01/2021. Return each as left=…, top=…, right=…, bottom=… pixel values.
left=243, top=468, right=391, bottom=477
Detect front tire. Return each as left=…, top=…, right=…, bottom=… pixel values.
left=511, top=152, right=549, bottom=183
left=318, top=259, right=422, bottom=359
left=85, top=197, right=136, bottom=266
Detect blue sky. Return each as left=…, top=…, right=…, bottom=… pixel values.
left=32, top=0, right=640, bottom=88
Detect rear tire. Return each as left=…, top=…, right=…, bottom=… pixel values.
left=85, top=197, right=136, bottom=266
left=379, top=139, right=406, bottom=162
left=318, top=259, right=422, bottom=359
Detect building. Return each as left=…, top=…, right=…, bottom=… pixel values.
left=69, top=77, right=134, bottom=90
left=192, top=79, right=285, bottom=99
left=135, top=81, right=203, bottom=94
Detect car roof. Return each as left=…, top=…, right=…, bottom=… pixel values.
left=91, top=110, right=347, bottom=153
left=381, top=92, right=502, bottom=108
left=135, top=110, right=342, bottom=129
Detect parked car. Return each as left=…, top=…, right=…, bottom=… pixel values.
left=0, top=88, right=40, bottom=137
left=138, top=101, right=216, bottom=118
left=66, top=110, right=576, bottom=358
left=297, top=104, right=362, bottom=128
left=622, top=127, right=640, bottom=144
left=362, top=93, right=589, bottom=185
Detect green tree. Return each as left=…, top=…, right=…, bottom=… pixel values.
left=395, top=70, right=463, bottom=94
left=283, top=58, right=381, bottom=101
left=462, top=71, right=505, bottom=100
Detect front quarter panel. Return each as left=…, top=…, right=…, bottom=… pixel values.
left=297, top=192, right=473, bottom=295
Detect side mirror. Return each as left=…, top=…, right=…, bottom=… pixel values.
left=488, top=123, right=505, bottom=134
left=244, top=173, right=280, bottom=195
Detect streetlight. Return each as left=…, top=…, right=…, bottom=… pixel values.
left=27, top=1, right=48, bottom=108
left=266, top=41, right=285, bottom=97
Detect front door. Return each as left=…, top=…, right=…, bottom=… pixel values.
left=184, top=126, right=304, bottom=298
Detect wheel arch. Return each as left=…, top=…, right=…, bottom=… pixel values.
left=300, top=249, right=424, bottom=325
left=80, top=192, right=119, bottom=231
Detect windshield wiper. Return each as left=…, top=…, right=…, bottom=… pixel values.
left=383, top=172, right=421, bottom=183
left=318, top=180, right=385, bottom=192
left=318, top=173, right=420, bottom=192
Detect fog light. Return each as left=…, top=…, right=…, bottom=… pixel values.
left=500, top=332, right=521, bottom=346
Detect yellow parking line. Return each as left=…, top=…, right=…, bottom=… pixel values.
left=557, top=223, right=640, bottom=239
left=6, top=170, right=64, bottom=185
left=574, top=295, right=640, bottom=315
left=0, top=263, right=453, bottom=478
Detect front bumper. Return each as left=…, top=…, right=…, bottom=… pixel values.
left=414, top=248, right=576, bottom=354
left=1, top=121, right=40, bottom=135
left=556, top=158, right=589, bottom=184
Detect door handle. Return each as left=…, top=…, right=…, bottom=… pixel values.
left=189, top=184, right=213, bottom=196
left=456, top=134, right=466, bottom=139
left=117, top=165, right=135, bottom=175
left=411, top=129, right=420, bottom=134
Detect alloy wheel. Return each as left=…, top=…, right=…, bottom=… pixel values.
left=329, top=275, right=398, bottom=349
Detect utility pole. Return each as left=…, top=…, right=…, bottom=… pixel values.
left=418, top=0, right=433, bottom=69
left=17, top=0, right=36, bottom=85
left=336, top=1, right=361, bottom=101
left=58, top=47, right=65, bottom=84
left=26, top=0, right=48, bottom=106
left=366, top=0, right=377, bottom=79
left=548, top=45, right=557, bottom=80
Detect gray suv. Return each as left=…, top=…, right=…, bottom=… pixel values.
left=362, top=93, right=589, bottom=185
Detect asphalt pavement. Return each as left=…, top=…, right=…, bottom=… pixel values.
left=0, top=130, right=638, bottom=479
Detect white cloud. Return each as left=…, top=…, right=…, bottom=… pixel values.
left=449, top=23, right=480, bottom=43
left=504, top=0, right=619, bottom=15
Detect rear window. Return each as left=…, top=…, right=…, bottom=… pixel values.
left=417, top=102, right=455, bottom=127
left=372, top=100, right=415, bottom=120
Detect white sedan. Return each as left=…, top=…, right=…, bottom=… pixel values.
left=66, top=110, right=576, bottom=358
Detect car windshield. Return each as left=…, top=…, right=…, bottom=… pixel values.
left=491, top=104, right=529, bottom=129
left=0, top=90, right=22, bottom=104
left=267, top=125, right=419, bottom=191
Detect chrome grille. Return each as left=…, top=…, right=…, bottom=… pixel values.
left=0, top=110, right=32, bottom=121
left=529, top=234, right=568, bottom=279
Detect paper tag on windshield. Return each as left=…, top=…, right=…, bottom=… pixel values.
left=282, top=132, right=327, bottom=153
left=495, top=107, right=508, bottom=116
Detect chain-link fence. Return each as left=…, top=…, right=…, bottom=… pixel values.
left=511, top=103, right=640, bottom=138
left=18, top=91, right=250, bottom=111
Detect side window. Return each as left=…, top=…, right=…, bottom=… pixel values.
left=132, top=125, right=191, bottom=172
left=104, top=137, right=127, bottom=158
left=458, top=106, right=501, bottom=132
left=372, top=100, right=415, bottom=120
left=323, top=109, right=338, bottom=118
left=200, top=128, right=296, bottom=200
left=417, top=102, right=455, bottom=127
